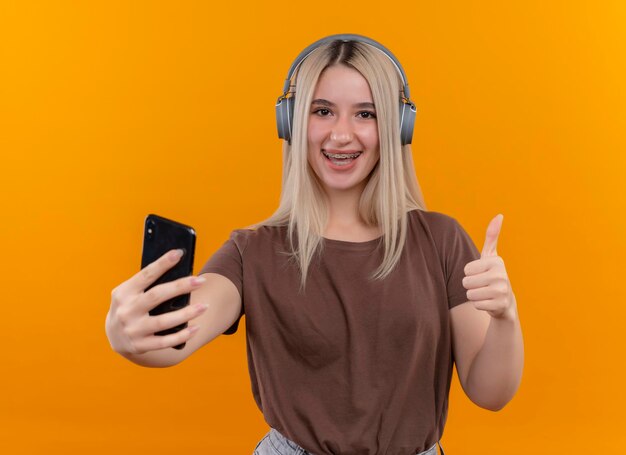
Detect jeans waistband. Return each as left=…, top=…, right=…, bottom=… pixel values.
left=267, top=428, right=445, bottom=455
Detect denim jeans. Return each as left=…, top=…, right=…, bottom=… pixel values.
left=253, top=428, right=446, bottom=455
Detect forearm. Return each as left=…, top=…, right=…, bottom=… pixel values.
left=120, top=349, right=183, bottom=368
left=465, top=303, right=524, bottom=411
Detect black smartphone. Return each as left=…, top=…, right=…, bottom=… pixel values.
left=141, top=214, right=196, bottom=350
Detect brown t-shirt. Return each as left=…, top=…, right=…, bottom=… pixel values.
left=198, top=209, right=480, bottom=455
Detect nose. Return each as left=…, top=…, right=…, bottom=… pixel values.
left=329, top=115, right=353, bottom=144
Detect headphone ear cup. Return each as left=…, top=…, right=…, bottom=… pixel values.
left=276, top=96, right=296, bottom=144
left=399, top=100, right=417, bottom=145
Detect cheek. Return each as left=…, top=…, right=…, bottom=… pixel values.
left=307, top=118, right=323, bottom=143
left=367, top=126, right=380, bottom=149
left=307, top=147, right=317, bottom=165
left=363, top=126, right=380, bottom=162
left=353, top=122, right=379, bottom=150
left=306, top=136, right=320, bottom=167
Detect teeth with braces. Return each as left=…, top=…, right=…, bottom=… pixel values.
left=323, top=151, right=362, bottom=159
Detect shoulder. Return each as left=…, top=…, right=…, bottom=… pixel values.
left=407, top=209, right=474, bottom=260
left=228, top=223, right=288, bottom=255
left=407, top=208, right=462, bottom=235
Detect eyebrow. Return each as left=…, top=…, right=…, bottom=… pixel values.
left=311, top=98, right=376, bottom=109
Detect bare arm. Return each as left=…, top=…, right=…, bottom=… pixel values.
left=451, top=297, right=524, bottom=411
left=450, top=214, right=524, bottom=411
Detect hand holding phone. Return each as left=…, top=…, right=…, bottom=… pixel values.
left=140, top=214, right=197, bottom=349
left=106, top=248, right=209, bottom=355
left=105, top=214, right=202, bottom=354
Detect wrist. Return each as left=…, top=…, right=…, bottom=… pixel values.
left=492, top=293, right=518, bottom=323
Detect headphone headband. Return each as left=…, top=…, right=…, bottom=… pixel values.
left=281, top=33, right=411, bottom=98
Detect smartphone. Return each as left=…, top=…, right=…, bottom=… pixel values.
left=141, top=214, right=196, bottom=350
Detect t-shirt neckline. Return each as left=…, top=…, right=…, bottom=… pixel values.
left=321, top=235, right=384, bottom=251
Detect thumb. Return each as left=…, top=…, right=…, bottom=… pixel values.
left=481, top=214, right=504, bottom=258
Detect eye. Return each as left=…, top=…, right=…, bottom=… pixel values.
left=357, top=111, right=377, bottom=119
left=312, top=108, right=331, bottom=116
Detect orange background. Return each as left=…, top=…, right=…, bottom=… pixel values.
left=1, top=1, right=625, bottom=453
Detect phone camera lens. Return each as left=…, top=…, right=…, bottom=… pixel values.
left=146, top=219, right=156, bottom=239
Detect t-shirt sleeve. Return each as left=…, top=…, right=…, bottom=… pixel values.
left=443, top=218, right=481, bottom=310
left=197, top=230, right=246, bottom=335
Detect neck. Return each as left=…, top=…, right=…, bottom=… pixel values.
left=324, top=184, right=366, bottom=228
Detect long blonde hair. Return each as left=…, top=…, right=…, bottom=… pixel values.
left=249, top=39, right=427, bottom=293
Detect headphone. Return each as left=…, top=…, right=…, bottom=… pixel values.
left=275, top=33, right=417, bottom=146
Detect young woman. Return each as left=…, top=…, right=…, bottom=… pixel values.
left=106, top=34, right=524, bottom=455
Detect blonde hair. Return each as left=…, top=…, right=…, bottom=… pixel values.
left=249, top=40, right=427, bottom=293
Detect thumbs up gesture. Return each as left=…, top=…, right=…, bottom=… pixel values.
left=462, top=214, right=517, bottom=321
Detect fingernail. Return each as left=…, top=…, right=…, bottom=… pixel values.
left=171, top=249, right=184, bottom=260
left=191, top=276, right=206, bottom=285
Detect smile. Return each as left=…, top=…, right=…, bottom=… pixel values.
left=322, top=151, right=362, bottom=159
left=321, top=150, right=362, bottom=169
